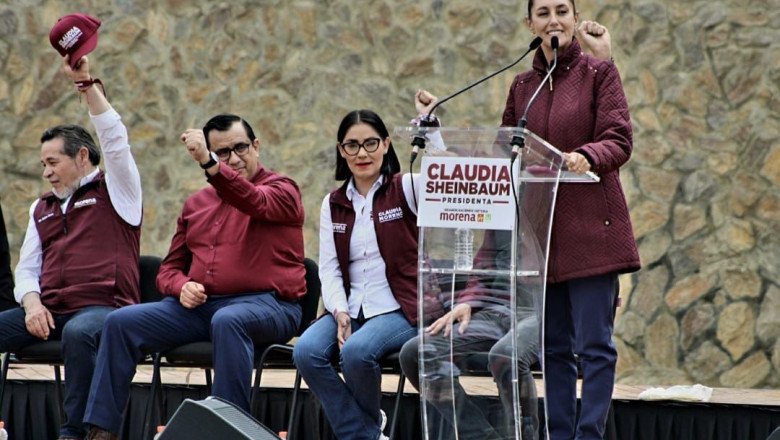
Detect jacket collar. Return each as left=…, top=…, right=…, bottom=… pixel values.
left=345, top=175, right=385, bottom=202
left=332, top=173, right=394, bottom=209
left=249, top=164, right=268, bottom=184
left=532, top=37, right=583, bottom=73
left=41, top=169, right=103, bottom=202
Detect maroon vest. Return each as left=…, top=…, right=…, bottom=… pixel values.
left=329, top=174, right=443, bottom=325
left=34, top=171, right=141, bottom=314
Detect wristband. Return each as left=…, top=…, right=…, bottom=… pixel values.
left=74, top=77, right=107, bottom=99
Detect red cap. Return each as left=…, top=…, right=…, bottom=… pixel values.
left=49, top=13, right=101, bottom=68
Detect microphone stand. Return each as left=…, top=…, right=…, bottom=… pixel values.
left=409, top=36, right=543, bottom=165
left=510, top=36, right=559, bottom=164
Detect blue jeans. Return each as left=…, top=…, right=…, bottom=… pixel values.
left=83, top=293, right=301, bottom=435
left=293, top=310, right=415, bottom=440
left=0, top=305, right=114, bottom=438
left=544, top=274, right=619, bottom=440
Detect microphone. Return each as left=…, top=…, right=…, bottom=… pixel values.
left=410, top=36, right=543, bottom=163
left=510, top=36, right=559, bottom=163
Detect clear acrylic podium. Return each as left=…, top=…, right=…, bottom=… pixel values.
left=395, top=126, right=598, bottom=440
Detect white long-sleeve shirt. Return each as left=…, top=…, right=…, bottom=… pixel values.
left=13, top=108, right=142, bottom=303
left=319, top=173, right=419, bottom=319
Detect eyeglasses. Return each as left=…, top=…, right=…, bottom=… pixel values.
left=339, top=138, right=382, bottom=156
left=213, top=142, right=251, bottom=161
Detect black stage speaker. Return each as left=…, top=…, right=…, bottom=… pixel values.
left=158, top=397, right=280, bottom=439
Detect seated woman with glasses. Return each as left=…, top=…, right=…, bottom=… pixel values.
left=293, top=108, right=439, bottom=440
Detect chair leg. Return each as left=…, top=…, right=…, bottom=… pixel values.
left=388, top=370, right=405, bottom=440
left=143, top=354, right=163, bottom=440
left=54, top=365, right=65, bottom=422
left=250, top=361, right=263, bottom=413
left=0, top=353, right=9, bottom=420
left=205, top=369, right=212, bottom=394
left=286, top=371, right=302, bottom=440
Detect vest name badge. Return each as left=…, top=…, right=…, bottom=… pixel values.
left=74, top=197, right=97, bottom=209
left=37, top=212, right=55, bottom=223
left=377, top=207, right=403, bottom=223
left=333, top=223, right=347, bottom=233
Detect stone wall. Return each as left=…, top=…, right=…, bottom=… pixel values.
left=0, top=1, right=776, bottom=388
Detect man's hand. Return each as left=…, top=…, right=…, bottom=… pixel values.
left=62, top=54, right=91, bottom=82
left=426, top=303, right=472, bottom=337
left=22, top=292, right=55, bottom=340
left=415, top=89, right=438, bottom=116
left=576, top=21, right=612, bottom=61
left=179, top=281, right=207, bottom=309
left=335, top=311, right=352, bottom=350
left=180, top=129, right=211, bottom=165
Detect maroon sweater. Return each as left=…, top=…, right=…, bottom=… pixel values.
left=156, top=164, right=306, bottom=302
left=329, top=174, right=444, bottom=325
left=502, top=38, right=640, bottom=283
left=34, top=172, right=140, bottom=314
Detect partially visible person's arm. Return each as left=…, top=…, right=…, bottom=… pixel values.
left=318, top=195, right=349, bottom=316
left=573, top=62, right=633, bottom=175
left=154, top=205, right=207, bottom=309
left=318, top=195, right=353, bottom=348
left=179, top=128, right=303, bottom=225
left=155, top=213, right=194, bottom=297
left=210, top=170, right=304, bottom=225
left=14, top=201, right=42, bottom=304
left=0, top=203, right=14, bottom=306
left=14, top=201, right=54, bottom=339
left=64, top=55, right=142, bottom=226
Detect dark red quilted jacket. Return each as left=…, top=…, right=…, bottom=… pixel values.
left=501, top=38, right=640, bottom=283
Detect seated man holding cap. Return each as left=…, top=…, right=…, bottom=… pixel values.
left=0, top=13, right=142, bottom=440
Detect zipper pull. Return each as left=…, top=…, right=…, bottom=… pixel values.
left=549, top=75, right=554, bottom=91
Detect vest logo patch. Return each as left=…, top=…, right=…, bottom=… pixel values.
left=333, top=223, right=347, bottom=233
left=37, top=212, right=55, bottom=223
left=378, top=207, right=403, bottom=223
left=74, top=197, right=97, bottom=209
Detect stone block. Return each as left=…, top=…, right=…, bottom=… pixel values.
left=665, top=274, right=715, bottom=313
left=646, top=313, right=679, bottom=369
left=680, top=304, right=716, bottom=350
left=719, top=352, right=771, bottom=388
left=756, top=285, right=780, bottom=345
left=684, top=341, right=731, bottom=384
left=716, top=301, right=755, bottom=360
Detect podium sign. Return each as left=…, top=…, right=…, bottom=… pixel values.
left=417, top=156, right=519, bottom=230
left=396, top=126, right=597, bottom=440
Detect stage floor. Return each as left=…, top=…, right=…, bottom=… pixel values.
left=3, top=363, right=780, bottom=440
left=8, top=363, right=779, bottom=407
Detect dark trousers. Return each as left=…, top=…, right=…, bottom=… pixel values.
left=0, top=305, right=114, bottom=438
left=83, top=293, right=301, bottom=435
left=400, top=307, right=539, bottom=440
left=544, top=274, right=619, bottom=440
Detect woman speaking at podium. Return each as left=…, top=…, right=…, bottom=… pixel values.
left=502, top=1, right=641, bottom=439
